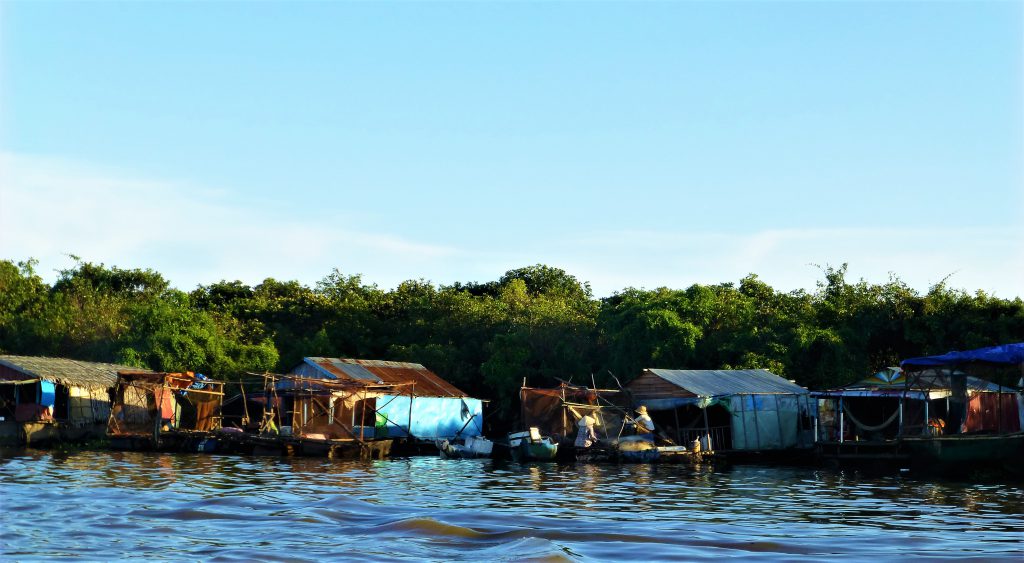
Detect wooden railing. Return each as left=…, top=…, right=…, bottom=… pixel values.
left=673, top=425, right=729, bottom=450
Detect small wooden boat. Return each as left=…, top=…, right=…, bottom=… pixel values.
left=437, top=435, right=494, bottom=459
left=615, top=435, right=659, bottom=463
left=509, top=428, right=559, bottom=461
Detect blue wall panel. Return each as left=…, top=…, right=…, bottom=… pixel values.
left=377, top=396, right=483, bottom=440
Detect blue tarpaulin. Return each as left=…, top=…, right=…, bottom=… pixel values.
left=901, top=343, right=1024, bottom=369
left=39, top=380, right=56, bottom=408
left=376, top=396, right=483, bottom=440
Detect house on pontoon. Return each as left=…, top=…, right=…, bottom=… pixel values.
left=107, top=369, right=225, bottom=452
left=626, top=369, right=817, bottom=453
left=812, top=366, right=1020, bottom=443
left=288, top=358, right=484, bottom=446
left=814, top=344, right=1024, bottom=474
left=0, top=355, right=136, bottom=445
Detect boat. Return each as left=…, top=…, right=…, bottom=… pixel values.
left=436, top=435, right=494, bottom=459
left=614, top=435, right=659, bottom=462
left=508, top=428, right=559, bottom=461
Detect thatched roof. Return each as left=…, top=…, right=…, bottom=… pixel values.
left=0, top=355, right=143, bottom=390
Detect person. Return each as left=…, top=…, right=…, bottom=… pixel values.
left=634, top=405, right=655, bottom=441
left=575, top=413, right=598, bottom=448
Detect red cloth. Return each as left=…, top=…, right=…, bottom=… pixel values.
left=155, top=389, right=175, bottom=420
left=965, top=393, right=1020, bottom=433
left=15, top=404, right=52, bottom=422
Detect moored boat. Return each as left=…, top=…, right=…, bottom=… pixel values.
left=509, top=428, right=558, bottom=461
left=437, top=435, right=494, bottom=459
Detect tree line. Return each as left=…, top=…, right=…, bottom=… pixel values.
left=1, top=258, right=1021, bottom=424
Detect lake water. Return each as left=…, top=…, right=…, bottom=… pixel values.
left=1, top=449, right=1022, bottom=561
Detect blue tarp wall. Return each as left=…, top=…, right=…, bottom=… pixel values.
left=729, top=394, right=814, bottom=450
left=376, top=396, right=483, bottom=440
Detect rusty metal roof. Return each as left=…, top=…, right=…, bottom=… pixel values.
left=642, top=369, right=809, bottom=397
left=0, top=355, right=141, bottom=390
left=297, top=358, right=469, bottom=398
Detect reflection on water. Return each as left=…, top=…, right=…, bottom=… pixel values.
left=1, top=449, right=1022, bottom=561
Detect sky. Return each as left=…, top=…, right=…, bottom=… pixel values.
left=1, top=1, right=1021, bottom=298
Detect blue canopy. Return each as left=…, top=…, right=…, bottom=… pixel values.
left=900, top=343, right=1024, bottom=369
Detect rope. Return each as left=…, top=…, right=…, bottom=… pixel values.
left=842, top=402, right=900, bottom=432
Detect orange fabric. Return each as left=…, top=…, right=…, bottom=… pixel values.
left=965, top=393, right=1020, bottom=433
left=155, top=389, right=175, bottom=420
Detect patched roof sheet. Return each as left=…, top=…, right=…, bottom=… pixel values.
left=644, top=369, right=809, bottom=397
left=0, top=355, right=141, bottom=390
left=300, top=357, right=469, bottom=398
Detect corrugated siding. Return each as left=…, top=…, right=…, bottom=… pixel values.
left=643, top=369, right=809, bottom=397
left=627, top=371, right=697, bottom=399
left=0, top=355, right=136, bottom=390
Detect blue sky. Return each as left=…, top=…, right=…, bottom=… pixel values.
left=1, top=1, right=1021, bottom=297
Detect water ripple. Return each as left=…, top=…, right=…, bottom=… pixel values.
left=1, top=449, right=1022, bottom=561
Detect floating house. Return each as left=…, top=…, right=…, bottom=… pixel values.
left=815, top=343, right=1024, bottom=475
left=626, top=369, right=817, bottom=453
left=107, top=370, right=225, bottom=452
left=289, top=358, right=484, bottom=447
left=0, top=355, right=135, bottom=445
left=898, top=344, right=1023, bottom=474
left=813, top=366, right=1020, bottom=442
left=219, top=371, right=399, bottom=459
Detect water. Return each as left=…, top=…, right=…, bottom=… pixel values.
left=1, top=450, right=1022, bottom=561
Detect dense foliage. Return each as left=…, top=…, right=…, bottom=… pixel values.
left=2, top=259, right=1021, bottom=424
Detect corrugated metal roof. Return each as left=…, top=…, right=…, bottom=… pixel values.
left=0, top=355, right=140, bottom=390
left=643, top=369, right=809, bottom=397
left=298, top=358, right=469, bottom=398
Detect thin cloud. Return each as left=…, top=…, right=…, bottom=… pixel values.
left=528, top=226, right=1024, bottom=298
left=1, top=152, right=1020, bottom=298
left=0, top=152, right=460, bottom=289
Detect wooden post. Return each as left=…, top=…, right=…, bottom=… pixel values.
left=673, top=406, right=682, bottom=445
left=997, top=384, right=1003, bottom=434
left=924, top=399, right=930, bottom=436
left=153, top=385, right=162, bottom=444
left=561, top=385, right=567, bottom=438
left=838, top=397, right=845, bottom=444
left=520, top=379, right=526, bottom=434
left=898, top=397, right=904, bottom=436
left=702, top=404, right=712, bottom=451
